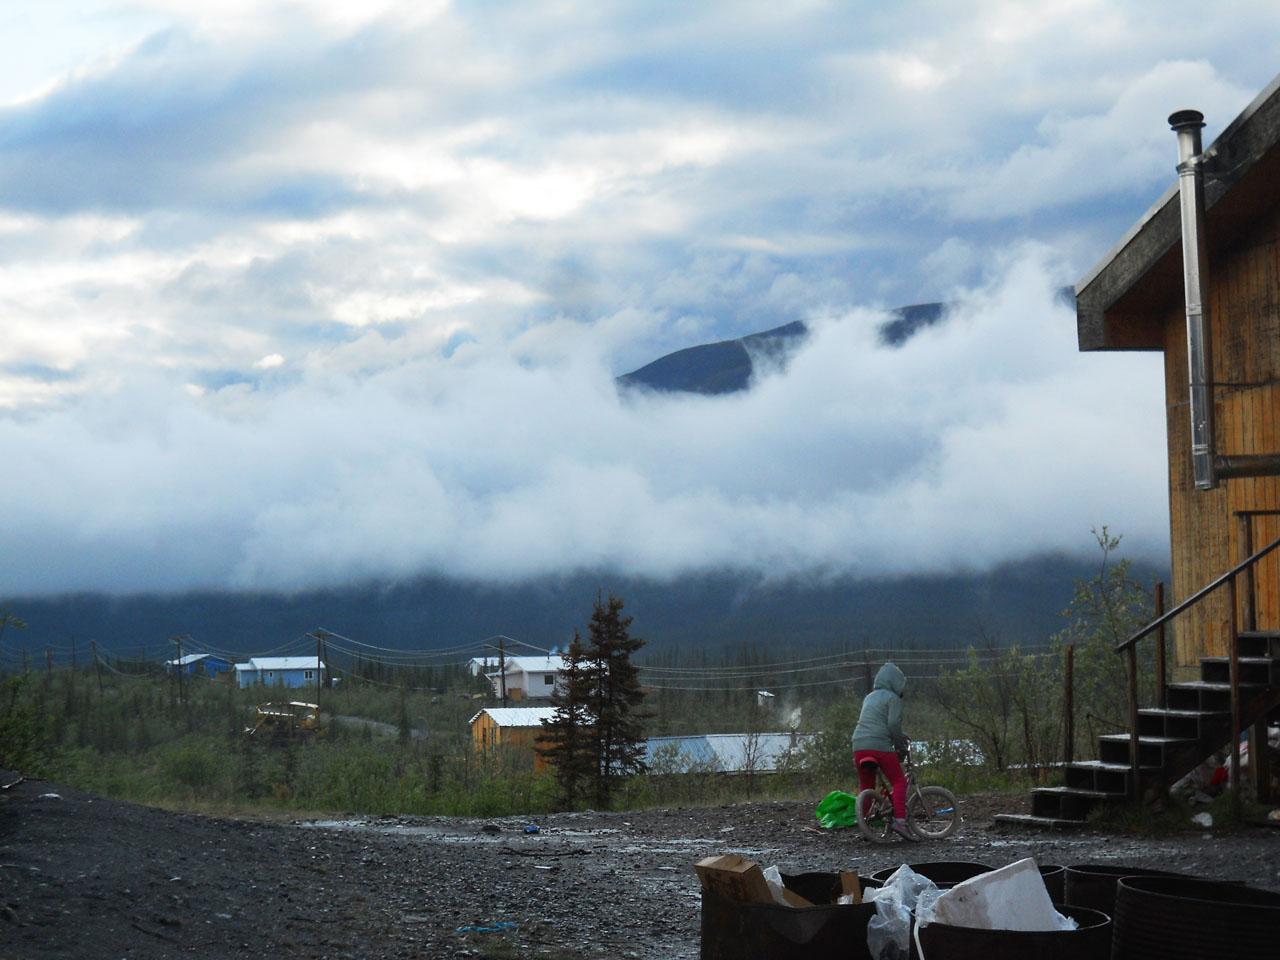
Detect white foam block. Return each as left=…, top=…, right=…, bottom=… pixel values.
left=927, top=858, right=1067, bottom=932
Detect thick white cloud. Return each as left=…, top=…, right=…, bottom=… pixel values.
left=0, top=0, right=1269, bottom=593
left=0, top=248, right=1167, bottom=593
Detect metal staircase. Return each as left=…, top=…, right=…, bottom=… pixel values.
left=996, top=535, right=1280, bottom=830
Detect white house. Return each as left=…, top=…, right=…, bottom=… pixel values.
left=235, top=656, right=326, bottom=689
left=485, top=655, right=566, bottom=701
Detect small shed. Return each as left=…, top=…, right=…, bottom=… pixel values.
left=165, top=653, right=233, bottom=679
left=470, top=706, right=558, bottom=772
left=235, top=656, right=326, bottom=689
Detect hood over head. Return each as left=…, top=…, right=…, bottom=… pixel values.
left=873, top=662, right=906, bottom=696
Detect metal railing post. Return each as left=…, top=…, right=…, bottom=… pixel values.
left=1228, top=577, right=1242, bottom=816
left=1155, top=582, right=1167, bottom=708
left=1240, top=515, right=1257, bottom=631
left=1127, top=644, right=1140, bottom=802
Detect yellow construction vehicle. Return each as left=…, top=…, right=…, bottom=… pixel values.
left=244, top=701, right=323, bottom=742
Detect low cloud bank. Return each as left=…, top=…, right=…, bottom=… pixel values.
left=1, top=247, right=1168, bottom=594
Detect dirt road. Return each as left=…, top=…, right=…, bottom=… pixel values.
left=3, top=772, right=1277, bottom=959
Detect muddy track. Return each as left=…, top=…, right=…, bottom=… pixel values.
left=2, top=772, right=1277, bottom=958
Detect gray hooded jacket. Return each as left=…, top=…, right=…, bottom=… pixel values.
left=851, top=662, right=907, bottom=754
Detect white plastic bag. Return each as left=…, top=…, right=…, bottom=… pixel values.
left=761, top=865, right=791, bottom=906
left=920, top=858, right=1075, bottom=933
left=866, top=865, right=941, bottom=960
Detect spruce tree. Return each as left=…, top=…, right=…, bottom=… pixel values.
left=585, top=593, right=647, bottom=808
left=536, top=632, right=595, bottom=809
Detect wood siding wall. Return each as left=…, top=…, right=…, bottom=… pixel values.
left=469, top=714, right=548, bottom=772
left=1164, top=203, right=1280, bottom=664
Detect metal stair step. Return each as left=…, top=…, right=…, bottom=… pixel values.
left=1068, top=760, right=1160, bottom=772
left=1167, top=681, right=1267, bottom=707
left=1137, top=706, right=1231, bottom=737
left=993, top=813, right=1087, bottom=830
left=1097, top=733, right=1198, bottom=766
left=1200, top=656, right=1279, bottom=683
left=1138, top=708, right=1229, bottom=717
left=1032, top=786, right=1117, bottom=797
left=1030, top=784, right=1119, bottom=820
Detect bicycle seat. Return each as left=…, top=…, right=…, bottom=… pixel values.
left=857, top=758, right=880, bottom=771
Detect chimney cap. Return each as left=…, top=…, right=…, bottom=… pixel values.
left=1169, top=109, right=1205, bottom=131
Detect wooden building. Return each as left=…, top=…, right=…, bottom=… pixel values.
left=1076, top=73, right=1280, bottom=664
left=469, top=706, right=557, bottom=772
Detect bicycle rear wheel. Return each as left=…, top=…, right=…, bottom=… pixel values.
left=855, top=788, right=893, bottom=842
left=907, top=785, right=959, bottom=839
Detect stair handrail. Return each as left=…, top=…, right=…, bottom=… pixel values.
left=1116, top=532, right=1280, bottom=652
left=1114, top=530, right=1280, bottom=806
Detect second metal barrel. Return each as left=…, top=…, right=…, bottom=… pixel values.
left=1112, top=876, right=1280, bottom=960
left=870, top=861, right=992, bottom=888
left=1063, top=863, right=1182, bottom=915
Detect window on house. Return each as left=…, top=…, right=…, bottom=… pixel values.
left=304, top=670, right=313, bottom=680
left=266, top=671, right=274, bottom=679
left=543, top=674, right=554, bottom=685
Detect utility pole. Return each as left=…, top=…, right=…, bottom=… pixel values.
left=315, top=630, right=323, bottom=705
left=498, top=635, right=507, bottom=706
left=91, top=640, right=104, bottom=695
left=483, top=639, right=509, bottom=705
left=170, top=635, right=186, bottom=708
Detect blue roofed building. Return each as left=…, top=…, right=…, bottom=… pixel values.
left=235, top=656, right=326, bottom=689
left=643, top=732, right=811, bottom=775
left=164, top=653, right=233, bottom=679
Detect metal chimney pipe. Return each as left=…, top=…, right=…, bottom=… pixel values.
left=1170, top=109, right=1217, bottom=491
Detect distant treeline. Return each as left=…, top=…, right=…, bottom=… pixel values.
left=6, top=553, right=1167, bottom=664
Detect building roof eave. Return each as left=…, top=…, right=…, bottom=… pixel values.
left=1076, top=70, right=1280, bottom=351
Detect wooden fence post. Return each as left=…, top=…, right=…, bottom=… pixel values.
left=1063, top=644, right=1074, bottom=768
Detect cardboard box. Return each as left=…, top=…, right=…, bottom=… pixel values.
left=694, top=855, right=812, bottom=907
left=834, top=875, right=865, bottom=906
left=695, top=854, right=773, bottom=904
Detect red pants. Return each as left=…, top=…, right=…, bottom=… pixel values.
left=855, top=749, right=907, bottom=819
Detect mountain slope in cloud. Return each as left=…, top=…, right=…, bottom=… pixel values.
left=618, top=303, right=947, bottom=395
left=12, top=553, right=1165, bottom=660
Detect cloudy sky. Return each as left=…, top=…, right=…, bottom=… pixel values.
left=2, top=1, right=1277, bottom=595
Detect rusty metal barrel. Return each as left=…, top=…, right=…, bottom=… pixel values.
left=913, top=904, right=1110, bottom=960
left=1112, top=876, right=1280, bottom=960
left=700, top=873, right=881, bottom=960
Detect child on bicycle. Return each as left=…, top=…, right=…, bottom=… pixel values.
left=852, top=662, right=917, bottom=841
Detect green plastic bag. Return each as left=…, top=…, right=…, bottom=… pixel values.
left=815, top=789, right=859, bottom=829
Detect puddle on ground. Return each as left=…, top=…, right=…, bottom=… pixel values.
left=300, top=819, right=775, bottom=856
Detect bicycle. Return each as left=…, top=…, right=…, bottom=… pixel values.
left=854, top=748, right=959, bottom=842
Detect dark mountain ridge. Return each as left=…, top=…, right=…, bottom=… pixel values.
left=618, top=302, right=946, bottom=395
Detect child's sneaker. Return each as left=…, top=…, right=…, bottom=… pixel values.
left=890, top=818, right=920, bottom=842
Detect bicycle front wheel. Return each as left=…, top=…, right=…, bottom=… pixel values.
left=855, top=788, right=892, bottom=842
left=907, top=785, right=959, bottom=839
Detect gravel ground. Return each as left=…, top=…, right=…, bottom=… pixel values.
left=3, top=771, right=1278, bottom=959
